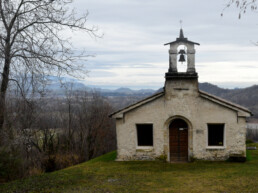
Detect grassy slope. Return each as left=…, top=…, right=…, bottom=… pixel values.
left=1, top=144, right=258, bottom=193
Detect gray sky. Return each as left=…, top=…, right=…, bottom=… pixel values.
left=70, top=0, right=258, bottom=89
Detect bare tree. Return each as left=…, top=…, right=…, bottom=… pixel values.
left=76, top=92, right=116, bottom=160
left=0, top=0, right=98, bottom=130
left=222, top=0, right=258, bottom=19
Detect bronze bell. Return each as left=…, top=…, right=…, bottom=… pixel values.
left=178, top=49, right=186, bottom=63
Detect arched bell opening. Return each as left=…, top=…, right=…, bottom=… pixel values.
left=177, top=45, right=187, bottom=72
left=169, top=118, right=189, bottom=162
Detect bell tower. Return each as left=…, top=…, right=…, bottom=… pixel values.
left=164, top=29, right=200, bottom=96
left=165, top=28, right=199, bottom=75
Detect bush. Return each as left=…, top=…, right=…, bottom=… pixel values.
left=0, top=148, right=23, bottom=181
left=43, top=155, right=56, bottom=173
left=54, top=153, right=80, bottom=170
left=42, top=153, right=81, bottom=172
left=246, top=150, right=252, bottom=161
left=246, top=139, right=254, bottom=144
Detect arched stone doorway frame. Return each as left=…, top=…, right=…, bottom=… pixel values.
left=164, top=115, right=193, bottom=162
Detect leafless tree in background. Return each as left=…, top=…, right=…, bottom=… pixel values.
left=1, top=84, right=116, bottom=180
left=76, top=92, right=116, bottom=160
left=222, top=0, right=257, bottom=19
left=0, top=0, right=117, bottom=182
left=0, top=0, right=99, bottom=130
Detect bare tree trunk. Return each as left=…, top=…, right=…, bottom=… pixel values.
left=0, top=44, right=11, bottom=130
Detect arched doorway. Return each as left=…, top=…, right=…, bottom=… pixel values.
left=169, top=118, right=188, bottom=162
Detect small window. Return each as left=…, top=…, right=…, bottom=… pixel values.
left=136, top=124, right=153, bottom=146
left=208, top=124, right=224, bottom=146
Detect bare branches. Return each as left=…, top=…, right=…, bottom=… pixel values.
left=0, top=0, right=98, bottom=75
left=222, top=0, right=258, bottom=18
left=0, top=0, right=99, bottom=130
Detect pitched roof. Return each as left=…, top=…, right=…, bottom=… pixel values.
left=164, top=39, right=200, bottom=46
left=109, top=89, right=252, bottom=118
left=164, top=28, right=200, bottom=46
left=109, top=90, right=164, bottom=118
left=199, top=90, right=252, bottom=115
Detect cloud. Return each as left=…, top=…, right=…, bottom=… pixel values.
left=64, top=0, right=258, bottom=89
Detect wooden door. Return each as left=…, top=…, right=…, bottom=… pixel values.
left=169, top=119, right=188, bottom=162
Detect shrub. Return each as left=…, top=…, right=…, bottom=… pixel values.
left=0, top=148, right=23, bottom=181
left=246, top=139, right=254, bottom=144
left=43, top=155, right=56, bottom=173
left=42, top=153, right=81, bottom=172
left=246, top=150, right=252, bottom=161
left=54, top=153, right=80, bottom=170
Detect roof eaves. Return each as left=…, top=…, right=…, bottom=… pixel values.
left=199, top=90, right=252, bottom=115
left=109, top=91, right=165, bottom=118
left=164, top=39, right=200, bottom=46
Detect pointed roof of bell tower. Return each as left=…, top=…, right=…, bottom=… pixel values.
left=179, top=28, right=184, bottom=38
left=164, top=28, right=200, bottom=46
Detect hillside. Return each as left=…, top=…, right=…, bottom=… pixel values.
left=33, top=78, right=258, bottom=119
left=199, top=83, right=258, bottom=119
left=1, top=144, right=258, bottom=193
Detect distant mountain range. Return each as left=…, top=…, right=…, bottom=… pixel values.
left=44, top=77, right=258, bottom=119
left=199, top=83, right=258, bottom=120
left=45, top=79, right=157, bottom=97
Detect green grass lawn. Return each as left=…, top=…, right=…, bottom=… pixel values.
left=1, top=143, right=258, bottom=193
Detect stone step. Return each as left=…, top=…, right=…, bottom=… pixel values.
left=247, top=146, right=257, bottom=150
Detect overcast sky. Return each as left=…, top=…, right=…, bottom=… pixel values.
left=70, top=0, right=258, bottom=89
